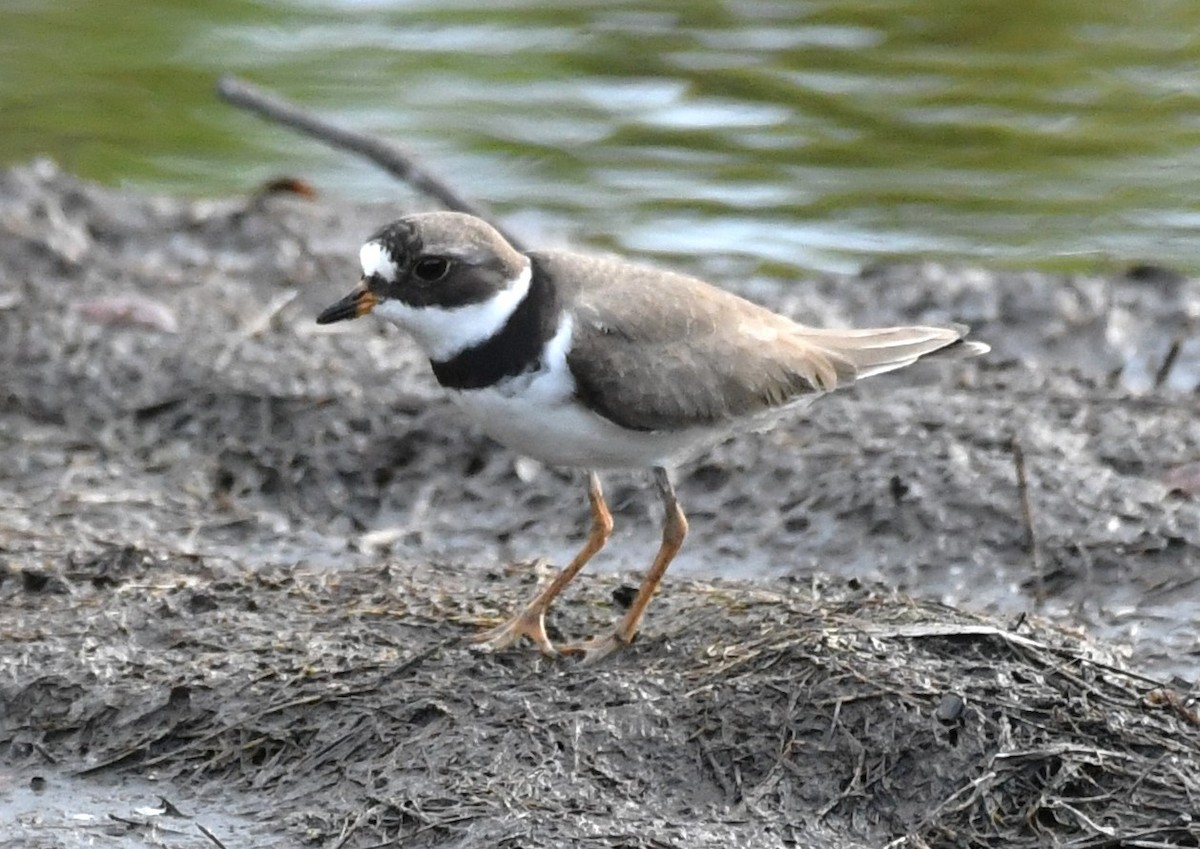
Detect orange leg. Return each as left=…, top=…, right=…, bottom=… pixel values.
left=562, top=467, right=687, bottom=664
left=472, top=471, right=612, bottom=655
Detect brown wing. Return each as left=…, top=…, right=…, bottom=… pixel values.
left=534, top=250, right=981, bottom=433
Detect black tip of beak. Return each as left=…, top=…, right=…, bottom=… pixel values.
left=315, top=298, right=357, bottom=325
left=316, top=286, right=376, bottom=324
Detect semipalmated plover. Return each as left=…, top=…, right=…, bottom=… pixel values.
left=317, top=212, right=987, bottom=662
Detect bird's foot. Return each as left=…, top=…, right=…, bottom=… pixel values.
left=559, top=630, right=634, bottom=666
left=470, top=606, right=558, bottom=656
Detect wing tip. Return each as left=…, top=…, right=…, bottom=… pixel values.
left=941, top=326, right=990, bottom=358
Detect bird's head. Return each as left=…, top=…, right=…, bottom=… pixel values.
left=317, top=212, right=530, bottom=361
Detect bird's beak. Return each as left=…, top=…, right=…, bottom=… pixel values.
left=316, top=282, right=377, bottom=325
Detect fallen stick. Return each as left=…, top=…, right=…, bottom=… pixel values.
left=214, top=74, right=525, bottom=249
left=1152, top=336, right=1182, bottom=389
left=1010, top=436, right=1045, bottom=606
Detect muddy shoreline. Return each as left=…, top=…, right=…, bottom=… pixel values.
left=1, top=161, right=1198, bottom=846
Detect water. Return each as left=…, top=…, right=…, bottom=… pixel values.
left=5, top=0, right=1200, bottom=275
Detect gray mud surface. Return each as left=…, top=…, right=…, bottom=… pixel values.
left=1, top=161, right=1199, bottom=847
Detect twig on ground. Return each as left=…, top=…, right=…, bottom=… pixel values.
left=197, top=822, right=230, bottom=849
left=212, top=288, right=299, bottom=372
left=1152, top=337, right=1183, bottom=390
left=1011, top=437, right=1045, bottom=605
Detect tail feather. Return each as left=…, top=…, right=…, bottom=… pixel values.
left=791, top=324, right=988, bottom=386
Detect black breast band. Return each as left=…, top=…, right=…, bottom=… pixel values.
left=430, top=259, right=559, bottom=391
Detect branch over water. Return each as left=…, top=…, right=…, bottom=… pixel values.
left=215, top=74, right=524, bottom=250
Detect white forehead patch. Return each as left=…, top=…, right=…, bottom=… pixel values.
left=373, top=261, right=532, bottom=362
left=359, top=241, right=397, bottom=282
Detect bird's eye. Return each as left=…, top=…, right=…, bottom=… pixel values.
left=413, top=256, right=451, bottom=282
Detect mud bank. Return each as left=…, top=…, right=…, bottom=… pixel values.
left=1, top=162, right=1198, bottom=847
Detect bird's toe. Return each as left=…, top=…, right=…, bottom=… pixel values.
left=559, top=631, right=633, bottom=665
left=470, top=608, right=559, bottom=656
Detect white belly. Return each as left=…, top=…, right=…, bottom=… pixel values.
left=448, top=385, right=721, bottom=469
left=430, top=311, right=717, bottom=469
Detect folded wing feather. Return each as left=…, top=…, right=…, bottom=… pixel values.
left=532, top=250, right=986, bottom=433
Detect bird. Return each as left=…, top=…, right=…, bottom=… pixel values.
left=317, top=211, right=988, bottom=663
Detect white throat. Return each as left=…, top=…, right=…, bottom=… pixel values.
left=373, top=261, right=533, bottom=362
